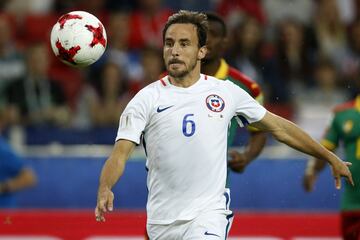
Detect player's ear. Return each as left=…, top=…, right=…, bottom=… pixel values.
left=198, top=46, right=207, bottom=60
left=221, top=37, right=229, bottom=53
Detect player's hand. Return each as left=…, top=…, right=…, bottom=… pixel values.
left=95, top=187, right=114, bottom=222
left=303, top=171, right=317, bottom=192
left=330, top=159, right=354, bottom=190
left=228, top=150, right=251, bottom=173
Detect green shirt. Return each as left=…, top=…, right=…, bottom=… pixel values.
left=322, top=95, right=360, bottom=211
left=214, top=59, right=263, bottom=146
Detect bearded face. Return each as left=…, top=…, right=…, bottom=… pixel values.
left=163, top=23, right=205, bottom=80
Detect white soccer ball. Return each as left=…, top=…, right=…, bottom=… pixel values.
left=50, top=11, right=107, bottom=67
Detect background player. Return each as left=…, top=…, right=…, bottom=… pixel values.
left=303, top=92, right=360, bottom=240
left=202, top=12, right=266, bottom=173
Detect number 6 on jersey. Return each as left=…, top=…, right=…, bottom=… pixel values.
left=182, top=114, right=195, bottom=137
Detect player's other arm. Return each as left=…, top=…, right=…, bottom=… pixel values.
left=228, top=131, right=267, bottom=172
left=95, top=139, right=135, bottom=222
left=228, top=80, right=267, bottom=172
left=303, top=155, right=328, bottom=192
left=303, top=135, right=337, bottom=191
left=250, top=111, right=354, bottom=189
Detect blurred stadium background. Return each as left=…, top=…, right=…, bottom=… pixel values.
left=1, top=0, right=360, bottom=239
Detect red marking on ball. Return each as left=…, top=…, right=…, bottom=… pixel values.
left=58, top=14, right=82, bottom=29
left=85, top=23, right=106, bottom=47
left=55, top=40, right=81, bottom=65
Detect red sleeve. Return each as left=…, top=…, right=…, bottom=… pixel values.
left=228, top=67, right=262, bottom=99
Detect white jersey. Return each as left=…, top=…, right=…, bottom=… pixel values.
left=116, top=74, right=266, bottom=224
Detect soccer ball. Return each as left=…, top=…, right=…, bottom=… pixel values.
left=50, top=11, right=107, bottom=67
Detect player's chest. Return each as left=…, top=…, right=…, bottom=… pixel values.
left=148, top=91, right=233, bottom=132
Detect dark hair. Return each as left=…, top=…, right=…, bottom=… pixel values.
left=162, top=10, right=208, bottom=47
left=205, top=12, right=227, bottom=37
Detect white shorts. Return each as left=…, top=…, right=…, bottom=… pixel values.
left=147, top=190, right=234, bottom=240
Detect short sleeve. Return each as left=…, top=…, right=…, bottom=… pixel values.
left=115, top=88, right=153, bottom=144
left=225, top=80, right=267, bottom=126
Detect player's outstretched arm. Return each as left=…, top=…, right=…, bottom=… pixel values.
left=228, top=131, right=267, bottom=173
left=95, top=139, right=135, bottom=222
left=250, top=111, right=354, bottom=189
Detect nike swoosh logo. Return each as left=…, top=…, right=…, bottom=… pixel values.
left=156, top=105, right=173, bottom=113
left=204, top=231, right=220, bottom=237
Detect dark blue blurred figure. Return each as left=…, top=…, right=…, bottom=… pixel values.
left=0, top=113, right=37, bottom=208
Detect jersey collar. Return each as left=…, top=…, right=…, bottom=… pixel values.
left=162, top=74, right=207, bottom=91
left=214, top=59, right=229, bottom=80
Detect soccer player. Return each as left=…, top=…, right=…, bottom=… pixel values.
left=95, top=10, right=353, bottom=239
left=303, top=93, right=360, bottom=240
left=202, top=12, right=266, bottom=173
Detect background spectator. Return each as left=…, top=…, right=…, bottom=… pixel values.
left=341, top=19, right=360, bottom=95
left=295, top=58, right=350, bottom=140
left=89, top=11, right=142, bottom=86
left=73, top=62, right=131, bottom=128
left=0, top=14, right=25, bottom=108
left=226, top=15, right=265, bottom=85
left=264, top=19, right=315, bottom=108
left=216, top=0, right=266, bottom=26
left=263, top=0, right=314, bottom=29
left=313, top=0, right=348, bottom=68
left=0, top=110, right=37, bottom=208
left=130, top=46, right=165, bottom=93
left=128, top=0, right=173, bottom=49
left=4, top=42, right=70, bottom=127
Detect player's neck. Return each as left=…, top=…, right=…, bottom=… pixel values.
left=169, top=66, right=201, bottom=88
left=201, top=58, right=221, bottom=76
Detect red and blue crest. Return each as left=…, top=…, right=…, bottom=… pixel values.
left=206, top=94, right=225, bottom=112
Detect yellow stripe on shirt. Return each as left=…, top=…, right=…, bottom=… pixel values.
left=214, top=59, right=229, bottom=80
left=321, top=139, right=337, bottom=151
